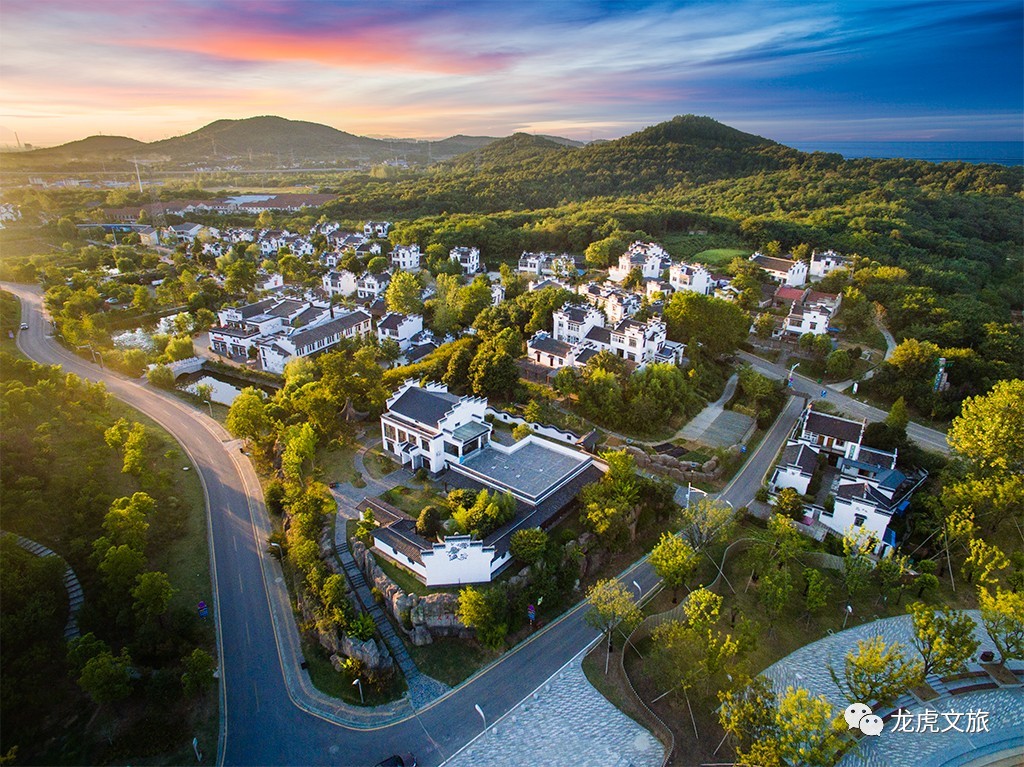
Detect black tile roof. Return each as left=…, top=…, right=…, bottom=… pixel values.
left=406, top=342, right=438, bottom=363
left=530, top=335, right=573, bottom=357
left=267, top=299, right=305, bottom=318
left=290, top=311, right=369, bottom=348
left=585, top=326, right=611, bottom=344
left=388, top=386, right=462, bottom=429
left=805, top=410, right=863, bottom=443
left=782, top=442, right=818, bottom=474
left=752, top=254, right=800, bottom=273
left=236, top=298, right=276, bottom=318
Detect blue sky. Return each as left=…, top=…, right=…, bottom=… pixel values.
left=0, top=0, right=1020, bottom=146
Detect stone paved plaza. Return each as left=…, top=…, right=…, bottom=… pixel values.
left=443, top=650, right=663, bottom=767
left=762, top=613, right=1024, bottom=767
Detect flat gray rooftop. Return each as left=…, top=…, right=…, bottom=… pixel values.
left=458, top=442, right=587, bottom=501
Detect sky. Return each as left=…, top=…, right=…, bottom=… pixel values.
left=1, top=0, right=1021, bottom=147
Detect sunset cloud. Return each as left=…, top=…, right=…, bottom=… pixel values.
left=0, top=0, right=1019, bottom=146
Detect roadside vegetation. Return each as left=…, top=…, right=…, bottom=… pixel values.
left=0, top=353, right=217, bottom=765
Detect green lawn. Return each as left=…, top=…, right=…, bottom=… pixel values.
left=317, top=443, right=362, bottom=485
left=406, top=637, right=497, bottom=687
left=692, top=247, right=749, bottom=267
left=380, top=484, right=449, bottom=518
left=375, top=555, right=434, bottom=597
left=658, top=232, right=748, bottom=263
left=364, top=448, right=398, bottom=479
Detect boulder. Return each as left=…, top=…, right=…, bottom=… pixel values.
left=319, top=628, right=343, bottom=655
left=410, top=592, right=464, bottom=637
left=411, top=625, right=433, bottom=646
left=350, top=540, right=367, bottom=570
left=330, top=653, right=345, bottom=672
left=340, top=634, right=393, bottom=671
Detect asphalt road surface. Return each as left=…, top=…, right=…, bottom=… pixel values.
left=737, top=350, right=950, bottom=455
left=4, top=282, right=808, bottom=766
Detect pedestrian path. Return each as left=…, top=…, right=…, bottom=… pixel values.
left=679, top=372, right=739, bottom=443
left=3, top=531, right=83, bottom=640
left=443, top=649, right=663, bottom=767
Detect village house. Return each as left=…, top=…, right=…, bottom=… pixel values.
left=322, top=269, right=360, bottom=297
left=668, top=261, right=713, bottom=295
left=357, top=272, right=390, bottom=300
left=449, top=246, right=481, bottom=274
left=390, top=244, right=422, bottom=272
left=209, top=298, right=320, bottom=359
left=552, top=303, right=606, bottom=345
left=363, top=221, right=391, bottom=238
left=518, top=251, right=579, bottom=277
left=377, top=312, right=424, bottom=352
left=774, top=287, right=842, bottom=337
left=809, top=250, right=848, bottom=280
left=375, top=381, right=601, bottom=585
left=750, top=253, right=808, bottom=286
left=257, top=308, right=373, bottom=374
left=607, top=241, right=671, bottom=283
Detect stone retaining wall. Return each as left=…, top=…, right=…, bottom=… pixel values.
left=350, top=540, right=470, bottom=646
left=621, top=444, right=731, bottom=484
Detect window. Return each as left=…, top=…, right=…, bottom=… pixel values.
left=384, top=424, right=396, bottom=440
left=443, top=442, right=459, bottom=456
left=628, top=338, right=637, bottom=348
left=854, top=514, right=867, bottom=527
left=421, top=438, right=429, bottom=450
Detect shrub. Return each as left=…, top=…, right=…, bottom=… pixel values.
left=755, top=487, right=770, bottom=503
left=146, top=364, right=175, bottom=389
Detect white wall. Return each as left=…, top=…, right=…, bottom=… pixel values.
left=421, top=536, right=496, bottom=586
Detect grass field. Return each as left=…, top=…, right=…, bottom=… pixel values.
left=658, top=231, right=748, bottom=264
left=406, top=637, right=497, bottom=687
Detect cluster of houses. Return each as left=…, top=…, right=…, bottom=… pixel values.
left=208, top=296, right=437, bottom=373
left=104, top=193, right=337, bottom=223
left=770, top=403, right=927, bottom=552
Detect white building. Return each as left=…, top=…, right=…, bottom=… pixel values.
left=322, top=269, right=360, bottom=298
left=750, top=253, right=808, bottom=286
left=490, top=282, right=506, bottom=306
left=357, top=272, right=390, bottom=300
left=257, top=309, right=372, bottom=374
left=377, top=312, right=424, bottom=352
left=796, top=405, right=865, bottom=460
left=576, top=283, right=641, bottom=323
left=809, top=250, right=847, bottom=280
left=608, top=241, right=671, bottom=283
left=552, top=304, right=605, bottom=345
left=375, top=382, right=600, bottom=585
left=668, top=261, right=713, bottom=295
left=769, top=441, right=820, bottom=495
left=364, top=221, right=391, bottom=238
left=390, top=244, right=421, bottom=272
left=209, top=298, right=311, bottom=358
left=518, top=251, right=579, bottom=277
left=449, top=246, right=480, bottom=275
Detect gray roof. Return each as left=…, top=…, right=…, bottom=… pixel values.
left=451, top=421, right=490, bottom=443
left=405, top=342, right=437, bottom=363
left=836, top=481, right=890, bottom=508
left=585, top=326, right=612, bottom=344
left=752, top=254, right=800, bottom=273
left=456, top=442, right=589, bottom=503
left=560, top=305, right=591, bottom=322
left=372, top=523, right=427, bottom=565
left=388, top=386, right=462, bottom=429
left=290, top=311, right=369, bottom=349
left=530, top=335, right=573, bottom=358
left=236, top=298, right=277, bottom=318
left=378, top=313, right=407, bottom=332
left=805, top=410, right=863, bottom=443
left=782, top=442, right=818, bottom=475
left=267, top=299, right=305, bottom=318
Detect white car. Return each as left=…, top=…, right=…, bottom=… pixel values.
left=19, top=323, right=28, bottom=330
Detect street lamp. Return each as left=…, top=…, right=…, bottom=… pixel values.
left=632, top=580, right=642, bottom=600
left=268, top=541, right=283, bottom=558
left=843, top=603, right=853, bottom=629
left=352, top=676, right=364, bottom=704
left=474, top=703, right=486, bottom=731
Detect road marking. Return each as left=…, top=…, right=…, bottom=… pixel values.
left=233, top=537, right=239, bottom=553
left=246, top=622, right=252, bottom=647
left=238, top=571, right=244, bottom=593
left=253, top=681, right=260, bottom=711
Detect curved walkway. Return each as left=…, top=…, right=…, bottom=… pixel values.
left=3, top=531, right=83, bottom=640
left=678, top=372, right=740, bottom=443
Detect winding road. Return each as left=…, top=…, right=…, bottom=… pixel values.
left=737, top=350, right=950, bottom=455
left=5, top=282, right=806, bottom=766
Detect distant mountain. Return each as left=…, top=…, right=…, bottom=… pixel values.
left=1, top=117, right=567, bottom=172
left=145, top=116, right=380, bottom=163
left=14, top=134, right=146, bottom=160
left=445, top=133, right=572, bottom=171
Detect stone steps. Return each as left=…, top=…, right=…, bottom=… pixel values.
left=3, top=531, right=83, bottom=640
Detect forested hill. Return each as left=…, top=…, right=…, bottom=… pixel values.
left=426, top=115, right=801, bottom=207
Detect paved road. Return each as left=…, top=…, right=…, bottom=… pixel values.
left=737, top=351, right=950, bottom=456
left=5, top=281, right=815, bottom=766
